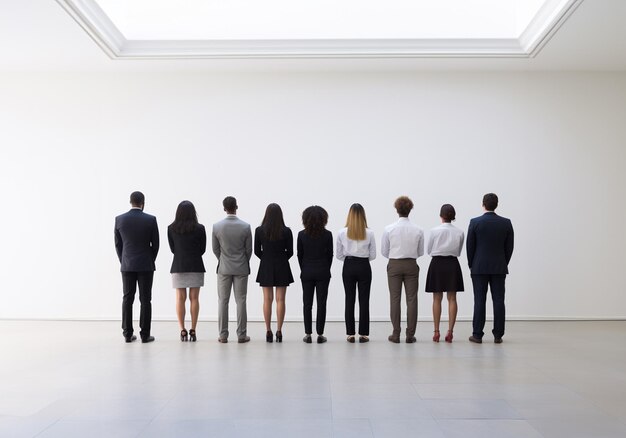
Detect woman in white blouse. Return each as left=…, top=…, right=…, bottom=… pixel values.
left=337, top=203, right=376, bottom=343
left=425, top=204, right=465, bottom=343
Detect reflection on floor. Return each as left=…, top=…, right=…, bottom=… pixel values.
left=0, top=320, right=625, bottom=437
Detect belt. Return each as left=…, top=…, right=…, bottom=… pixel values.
left=345, top=256, right=369, bottom=261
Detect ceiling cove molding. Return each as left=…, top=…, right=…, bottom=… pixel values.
left=55, top=0, right=584, bottom=60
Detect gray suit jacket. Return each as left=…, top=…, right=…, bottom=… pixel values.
left=212, top=215, right=253, bottom=276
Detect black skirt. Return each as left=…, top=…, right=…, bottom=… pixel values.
left=425, top=256, right=464, bottom=293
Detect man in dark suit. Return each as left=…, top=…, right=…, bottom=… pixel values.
left=115, top=191, right=160, bottom=343
left=467, top=193, right=514, bottom=344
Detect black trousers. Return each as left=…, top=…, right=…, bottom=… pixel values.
left=342, top=258, right=372, bottom=336
left=471, top=274, right=506, bottom=339
left=122, top=271, right=154, bottom=339
left=302, top=278, right=330, bottom=335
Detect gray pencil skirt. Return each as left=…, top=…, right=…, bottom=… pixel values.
left=172, top=272, right=205, bottom=289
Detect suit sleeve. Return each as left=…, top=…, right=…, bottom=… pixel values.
left=211, top=225, right=221, bottom=259
left=199, top=225, right=207, bottom=256
left=297, top=232, right=303, bottom=268
left=285, top=228, right=294, bottom=259
left=167, top=226, right=175, bottom=254
left=326, top=232, right=333, bottom=269
left=151, top=218, right=160, bottom=261
left=114, top=219, right=123, bottom=263
left=466, top=220, right=476, bottom=268
left=505, top=220, right=514, bottom=265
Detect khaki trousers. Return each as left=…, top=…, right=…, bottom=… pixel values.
left=387, top=259, right=419, bottom=337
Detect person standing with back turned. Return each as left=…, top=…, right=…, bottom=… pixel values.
left=467, top=193, right=514, bottom=344
left=381, top=196, right=424, bottom=344
left=212, top=196, right=253, bottom=343
left=114, top=191, right=159, bottom=343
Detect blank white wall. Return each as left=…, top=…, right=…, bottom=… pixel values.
left=0, top=71, right=624, bottom=321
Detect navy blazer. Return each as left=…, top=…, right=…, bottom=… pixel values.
left=168, top=224, right=207, bottom=274
left=114, top=209, right=160, bottom=272
left=466, top=212, right=514, bottom=275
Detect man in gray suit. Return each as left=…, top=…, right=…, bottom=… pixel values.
left=212, top=196, right=253, bottom=343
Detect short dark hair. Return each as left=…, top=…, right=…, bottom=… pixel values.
left=483, top=193, right=499, bottom=211
left=170, top=200, right=198, bottom=234
left=223, top=196, right=237, bottom=213
left=440, top=204, right=456, bottom=222
left=302, top=205, right=328, bottom=238
left=130, top=191, right=144, bottom=206
left=394, top=196, right=414, bottom=217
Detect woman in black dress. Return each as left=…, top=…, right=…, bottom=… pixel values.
left=297, top=206, right=333, bottom=344
left=168, top=200, right=206, bottom=342
left=255, top=203, right=294, bottom=342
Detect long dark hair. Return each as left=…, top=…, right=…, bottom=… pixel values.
left=170, top=200, right=198, bottom=234
left=261, top=203, right=286, bottom=241
left=302, top=205, right=328, bottom=238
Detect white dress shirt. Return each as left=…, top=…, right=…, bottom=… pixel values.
left=381, top=217, right=424, bottom=259
left=427, top=223, right=464, bottom=257
left=336, top=228, right=376, bottom=261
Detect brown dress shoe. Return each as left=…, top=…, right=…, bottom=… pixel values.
left=238, top=336, right=251, bottom=343
left=218, top=337, right=228, bottom=343
left=468, top=335, right=483, bottom=344
left=388, top=335, right=400, bottom=344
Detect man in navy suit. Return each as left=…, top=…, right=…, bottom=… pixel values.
left=467, top=193, right=514, bottom=344
left=115, top=191, right=160, bottom=343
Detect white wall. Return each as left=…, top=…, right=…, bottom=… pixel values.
left=0, top=71, right=625, bottom=321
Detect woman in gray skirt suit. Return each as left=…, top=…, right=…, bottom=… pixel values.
left=168, top=200, right=206, bottom=342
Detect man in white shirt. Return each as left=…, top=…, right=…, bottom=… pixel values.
left=381, top=196, right=424, bottom=343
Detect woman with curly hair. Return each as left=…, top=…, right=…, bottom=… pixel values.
left=297, top=206, right=333, bottom=344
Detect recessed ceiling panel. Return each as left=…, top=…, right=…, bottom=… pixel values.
left=56, top=0, right=584, bottom=58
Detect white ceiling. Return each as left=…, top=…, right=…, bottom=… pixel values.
left=95, top=0, right=544, bottom=40
left=0, top=0, right=625, bottom=72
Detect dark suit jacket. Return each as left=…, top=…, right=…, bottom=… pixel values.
left=466, top=211, right=514, bottom=275
left=114, top=208, right=160, bottom=272
left=297, top=230, right=333, bottom=281
left=168, top=224, right=207, bottom=274
left=254, top=226, right=294, bottom=285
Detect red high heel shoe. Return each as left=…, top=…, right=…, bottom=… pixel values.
left=432, top=330, right=440, bottom=343
left=445, top=330, right=453, bottom=343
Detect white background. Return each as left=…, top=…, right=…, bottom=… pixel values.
left=0, top=71, right=624, bottom=321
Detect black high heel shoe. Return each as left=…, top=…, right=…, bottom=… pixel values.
left=189, top=329, right=197, bottom=342
left=276, top=330, right=283, bottom=343
left=180, top=329, right=188, bottom=342
left=266, top=330, right=273, bottom=343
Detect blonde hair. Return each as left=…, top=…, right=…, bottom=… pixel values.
left=345, top=203, right=368, bottom=241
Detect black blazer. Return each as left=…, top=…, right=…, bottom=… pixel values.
left=168, top=224, right=207, bottom=274
left=254, top=226, right=294, bottom=286
left=114, top=209, right=159, bottom=272
left=297, top=230, right=333, bottom=281
left=466, top=212, right=514, bottom=275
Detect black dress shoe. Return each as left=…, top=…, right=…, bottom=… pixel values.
left=317, top=335, right=327, bottom=344
left=124, top=335, right=137, bottom=343
left=238, top=336, right=251, bottom=343
left=494, top=337, right=503, bottom=344
left=406, top=336, right=417, bottom=344
left=388, top=335, right=400, bottom=344
left=468, top=335, right=482, bottom=344
left=218, top=337, right=228, bottom=343
left=359, top=336, right=369, bottom=343
left=303, top=334, right=312, bottom=344
left=141, top=336, right=155, bottom=343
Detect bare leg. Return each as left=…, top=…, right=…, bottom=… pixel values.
left=263, top=287, right=274, bottom=331
left=176, top=288, right=187, bottom=330
left=447, top=292, right=458, bottom=332
left=432, top=292, right=443, bottom=332
left=189, top=287, right=200, bottom=331
left=276, top=287, right=287, bottom=331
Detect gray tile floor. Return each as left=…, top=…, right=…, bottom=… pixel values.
left=1, top=320, right=625, bottom=437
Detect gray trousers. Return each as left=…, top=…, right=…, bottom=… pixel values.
left=387, top=259, right=419, bottom=337
left=217, top=274, right=248, bottom=339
